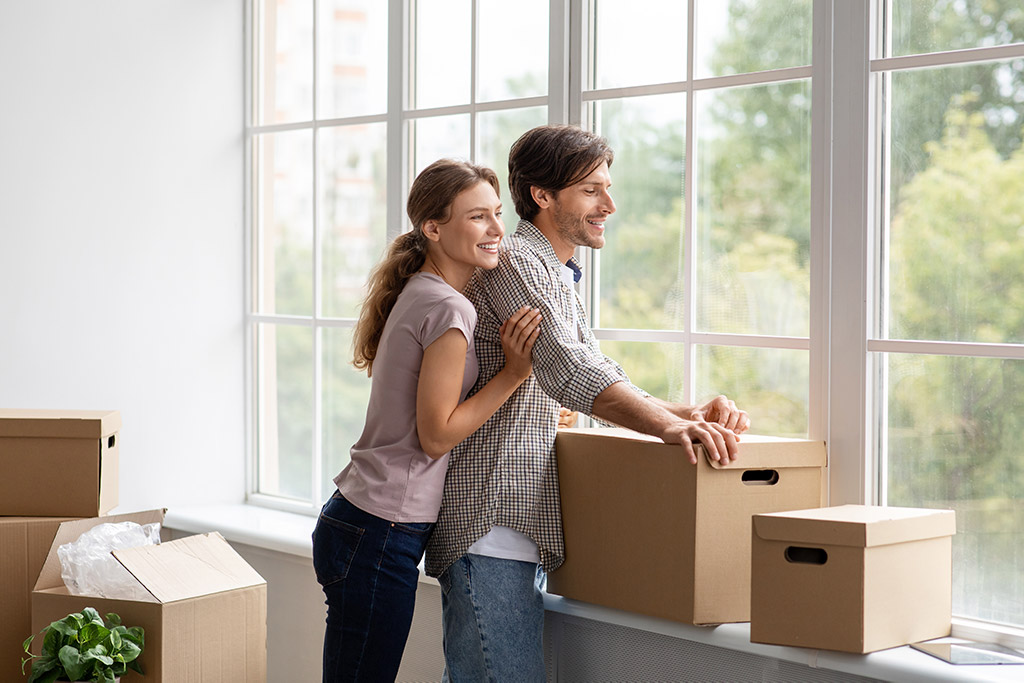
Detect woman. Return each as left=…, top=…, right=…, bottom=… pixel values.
left=311, top=159, right=541, bottom=683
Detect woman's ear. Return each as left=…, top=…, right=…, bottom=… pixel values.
left=422, top=220, right=442, bottom=242
left=531, top=185, right=552, bottom=210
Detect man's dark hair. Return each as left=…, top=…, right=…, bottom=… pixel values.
left=508, top=125, right=614, bottom=221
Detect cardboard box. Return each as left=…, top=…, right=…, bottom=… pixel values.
left=750, top=504, right=956, bottom=653
left=547, top=427, right=826, bottom=625
left=0, top=516, right=79, bottom=683
left=31, top=510, right=268, bottom=682
left=0, top=409, right=120, bottom=517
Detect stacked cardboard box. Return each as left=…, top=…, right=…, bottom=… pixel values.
left=1, top=410, right=268, bottom=682
left=0, top=409, right=120, bottom=683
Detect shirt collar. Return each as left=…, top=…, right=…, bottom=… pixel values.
left=513, top=219, right=584, bottom=282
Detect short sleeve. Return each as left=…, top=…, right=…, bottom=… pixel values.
left=419, top=292, right=477, bottom=350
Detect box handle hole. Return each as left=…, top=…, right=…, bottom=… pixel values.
left=785, top=546, right=828, bottom=565
left=108, top=435, right=116, bottom=448
left=741, top=469, right=779, bottom=485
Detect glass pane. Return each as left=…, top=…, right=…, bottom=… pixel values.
left=590, top=0, right=686, bottom=90
left=411, top=114, right=471, bottom=176
left=886, top=63, right=1024, bottom=344
left=412, top=0, right=471, bottom=109
left=695, top=0, right=812, bottom=79
left=598, top=340, right=679, bottom=404
left=591, top=94, right=686, bottom=330
left=885, top=353, right=1024, bottom=628
left=322, top=327, right=373, bottom=502
left=478, top=0, right=548, bottom=102
left=477, top=106, right=548, bottom=225
left=257, top=323, right=313, bottom=500
left=891, top=0, right=1024, bottom=56
left=256, top=0, right=313, bottom=125
left=319, top=123, right=388, bottom=318
left=317, top=0, right=388, bottom=119
left=696, top=345, right=808, bottom=437
left=256, top=131, right=314, bottom=316
left=695, top=80, right=811, bottom=336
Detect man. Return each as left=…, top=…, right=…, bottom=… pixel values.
left=425, top=125, right=750, bottom=681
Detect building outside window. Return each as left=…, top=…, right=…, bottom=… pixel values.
left=246, top=0, right=1024, bottom=638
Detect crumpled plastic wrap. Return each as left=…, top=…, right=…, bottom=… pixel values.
left=58, top=521, right=162, bottom=600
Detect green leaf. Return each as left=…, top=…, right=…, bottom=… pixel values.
left=57, top=644, right=86, bottom=681
left=83, top=645, right=115, bottom=666
left=104, top=612, right=122, bottom=627
left=81, top=607, right=103, bottom=624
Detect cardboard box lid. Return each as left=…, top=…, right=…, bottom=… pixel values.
left=35, top=509, right=167, bottom=594
left=112, top=532, right=266, bottom=603
left=753, top=504, right=956, bottom=548
left=0, top=409, right=121, bottom=439
left=558, top=428, right=826, bottom=470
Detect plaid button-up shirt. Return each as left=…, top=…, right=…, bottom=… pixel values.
left=425, top=220, right=644, bottom=576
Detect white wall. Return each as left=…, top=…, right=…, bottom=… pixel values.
left=0, top=0, right=245, bottom=512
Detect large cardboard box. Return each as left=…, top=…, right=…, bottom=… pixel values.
left=31, top=510, right=268, bottom=682
left=0, top=516, right=79, bottom=683
left=0, top=409, right=120, bottom=517
left=750, top=504, right=956, bottom=653
left=548, top=427, right=826, bottom=625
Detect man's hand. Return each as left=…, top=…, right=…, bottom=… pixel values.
left=690, top=395, right=750, bottom=435
left=660, top=418, right=740, bottom=466
left=557, top=407, right=578, bottom=429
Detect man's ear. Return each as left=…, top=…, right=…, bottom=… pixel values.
left=422, top=219, right=442, bottom=242
left=531, top=185, right=553, bottom=210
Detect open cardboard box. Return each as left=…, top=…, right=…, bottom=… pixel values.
left=0, top=516, right=79, bottom=683
left=547, top=427, right=827, bottom=625
left=31, top=510, right=267, bottom=682
left=750, top=504, right=956, bottom=653
left=0, top=409, right=120, bottom=517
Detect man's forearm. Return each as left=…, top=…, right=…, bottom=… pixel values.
left=591, top=381, right=678, bottom=440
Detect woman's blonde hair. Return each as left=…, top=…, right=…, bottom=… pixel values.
left=352, top=159, right=499, bottom=375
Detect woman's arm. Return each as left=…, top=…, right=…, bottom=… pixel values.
left=416, top=306, right=541, bottom=459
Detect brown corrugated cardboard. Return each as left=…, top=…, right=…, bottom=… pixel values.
left=31, top=510, right=268, bottom=682
left=750, top=504, right=956, bottom=653
left=547, top=427, right=826, bottom=625
left=0, top=409, right=120, bottom=516
left=0, top=516, right=79, bottom=683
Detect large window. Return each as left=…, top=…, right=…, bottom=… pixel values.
left=872, top=0, right=1024, bottom=630
left=246, top=0, right=1024, bottom=639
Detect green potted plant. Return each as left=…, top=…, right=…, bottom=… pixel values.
left=21, top=607, right=144, bottom=683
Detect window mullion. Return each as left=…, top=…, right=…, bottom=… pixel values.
left=828, top=0, right=874, bottom=506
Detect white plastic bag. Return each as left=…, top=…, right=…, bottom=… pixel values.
left=58, top=521, right=161, bottom=600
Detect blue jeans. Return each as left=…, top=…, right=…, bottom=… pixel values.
left=438, top=553, right=546, bottom=682
left=311, top=492, right=433, bottom=683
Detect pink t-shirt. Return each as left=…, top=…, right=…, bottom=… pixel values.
left=335, top=272, right=478, bottom=522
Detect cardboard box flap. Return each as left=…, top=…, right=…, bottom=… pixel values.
left=702, top=435, right=826, bottom=470
left=0, top=409, right=121, bottom=438
left=34, top=509, right=167, bottom=592
left=753, top=505, right=956, bottom=548
left=113, top=532, right=266, bottom=603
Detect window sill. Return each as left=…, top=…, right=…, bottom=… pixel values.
left=165, top=504, right=1024, bottom=682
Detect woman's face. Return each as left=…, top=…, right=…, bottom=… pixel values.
left=435, top=181, right=505, bottom=270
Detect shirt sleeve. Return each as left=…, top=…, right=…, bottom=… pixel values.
left=482, top=247, right=627, bottom=415
left=419, top=292, right=476, bottom=350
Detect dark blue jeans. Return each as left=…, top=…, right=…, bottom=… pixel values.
left=312, top=491, right=434, bottom=683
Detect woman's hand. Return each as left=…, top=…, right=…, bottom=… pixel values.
left=499, top=306, right=542, bottom=381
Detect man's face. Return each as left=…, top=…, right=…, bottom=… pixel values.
left=549, top=161, right=616, bottom=250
